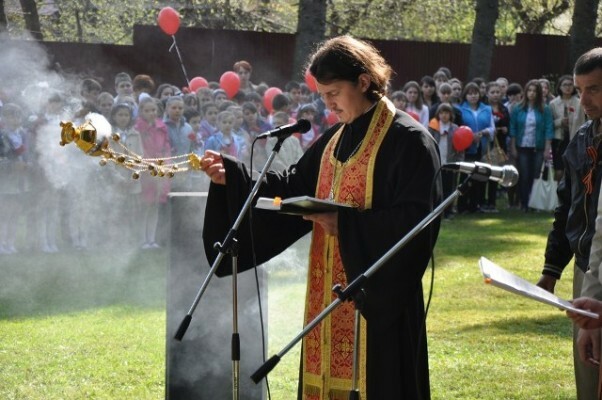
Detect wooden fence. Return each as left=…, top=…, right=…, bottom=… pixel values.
left=18, top=25, right=602, bottom=92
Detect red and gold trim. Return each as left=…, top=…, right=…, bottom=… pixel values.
left=301, top=98, right=395, bottom=399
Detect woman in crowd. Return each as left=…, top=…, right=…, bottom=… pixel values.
left=402, top=80, right=429, bottom=127
left=548, top=75, right=585, bottom=181
left=456, top=82, right=495, bottom=213
left=509, top=80, right=554, bottom=212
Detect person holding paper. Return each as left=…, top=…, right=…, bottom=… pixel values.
left=536, top=48, right=602, bottom=399
left=200, top=35, right=441, bottom=399
left=569, top=298, right=602, bottom=330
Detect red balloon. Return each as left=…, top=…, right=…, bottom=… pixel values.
left=157, top=7, right=180, bottom=36
left=219, top=71, right=241, bottom=99
left=189, top=77, right=209, bottom=93
left=325, top=111, right=339, bottom=126
left=452, top=125, right=474, bottom=152
left=407, top=111, right=420, bottom=121
left=304, top=69, right=318, bottom=93
left=263, top=87, right=283, bottom=113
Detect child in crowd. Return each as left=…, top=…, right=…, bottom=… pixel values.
left=431, top=83, right=463, bottom=125
left=30, top=93, right=65, bottom=253
left=183, top=93, right=199, bottom=112
left=496, top=77, right=509, bottom=103
left=228, top=105, right=250, bottom=141
left=205, top=110, right=246, bottom=158
left=164, top=96, right=193, bottom=191
left=504, top=83, right=523, bottom=113
left=96, top=92, right=114, bottom=120
left=402, top=81, right=430, bottom=127
left=420, top=75, right=439, bottom=116
left=390, top=90, right=408, bottom=111
left=164, top=96, right=193, bottom=156
left=285, top=81, right=302, bottom=119
left=218, top=100, right=236, bottom=112
left=449, top=78, right=463, bottom=105
left=0, top=103, right=29, bottom=254
left=245, top=92, right=268, bottom=118
left=539, top=78, right=554, bottom=104
left=111, top=102, right=140, bottom=147
left=484, top=81, right=510, bottom=213
left=270, top=94, right=293, bottom=124
left=296, top=103, right=321, bottom=150
left=134, top=97, right=171, bottom=249
left=199, top=102, right=220, bottom=140
left=213, top=89, right=228, bottom=108
left=184, top=108, right=203, bottom=156
left=267, top=111, right=304, bottom=172
left=113, top=94, right=138, bottom=119
left=75, top=78, right=102, bottom=119
left=196, top=87, right=213, bottom=108
left=299, top=82, right=313, bottom=105
left=80, top=78, right=102, bottom=105
left=114, top=72, right=133, bottom=98
left=433, top=70, right=449, bottom=90
left=183, top=108, right=209, bottom=191
left=155, top=83, right=176, bottom=100
left=109, top=102, right=144, bottom=247
left=241, top=101, right=272, bottom=138
left=132, top=74, right=155, bottom=103
left=428, top=103, right=462, bottom=218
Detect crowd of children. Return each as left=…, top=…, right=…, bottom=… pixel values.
left=0, top=60, right=585, bottom=254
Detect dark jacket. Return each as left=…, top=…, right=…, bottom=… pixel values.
left=543, top=119, right=600, bottom=278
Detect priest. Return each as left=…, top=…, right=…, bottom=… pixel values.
left=200, top=35, right=442, bottom=399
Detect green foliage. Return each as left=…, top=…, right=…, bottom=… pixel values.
left=2, top=0, right=599, bottom=45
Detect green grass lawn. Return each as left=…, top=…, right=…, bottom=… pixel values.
left=0, top=208, right=579, bottom=399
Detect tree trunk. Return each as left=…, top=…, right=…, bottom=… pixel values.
left=568, top=0, right=600, bottom=72
left=293, top=0, right=327, bottom=80
left=467, top=0, right=499, bottom=81
left=0, top=0, right=7, bottom=33
left=19, top=0, right=43, bottom=40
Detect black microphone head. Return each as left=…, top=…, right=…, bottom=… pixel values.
left=296, top=119, right=311, bottom=134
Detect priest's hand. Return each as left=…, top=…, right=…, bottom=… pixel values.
left=303, top=212, right=338, bottom=236
left=568, top=297, right=602, bottom=330
left=201, top=150, right=226, bottom=185
left=576, top=326, right=601, bottom=367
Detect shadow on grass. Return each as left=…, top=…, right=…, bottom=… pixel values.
left=0, top=247, right=168, bottom=320
left=460, top=313, right=571, bottom=338
left=437, top=209, right=553, bottom=259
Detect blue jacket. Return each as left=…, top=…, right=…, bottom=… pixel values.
left=509, top=105, right=554, bottom=150
left=164, top=116, right=193, bottom=156
left=457, top=102, right=494, bottom=155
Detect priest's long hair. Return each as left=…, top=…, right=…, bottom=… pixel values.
left=308, top=35, right=393, bottom=102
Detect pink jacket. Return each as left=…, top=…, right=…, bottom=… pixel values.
left=134, top=117, right=171, bottom=203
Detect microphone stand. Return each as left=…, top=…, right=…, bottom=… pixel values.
left=174, top=134, right=291, bottom=400
left=251, top=174, right=477, bottom=398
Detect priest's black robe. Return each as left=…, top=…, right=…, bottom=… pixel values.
left=203, top=105, right=442, bottom=399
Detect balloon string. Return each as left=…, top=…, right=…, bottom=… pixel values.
left=169, top=35, right=191, bottom=88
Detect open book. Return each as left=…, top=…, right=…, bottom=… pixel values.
left=479, top=257, right=598, bottom=319
left=255, top=196, right=354, bottom=216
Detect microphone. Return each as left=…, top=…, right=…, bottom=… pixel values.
left=443, top=161, right=519, bottom=188
left=257, top=119, right=311, bottom=139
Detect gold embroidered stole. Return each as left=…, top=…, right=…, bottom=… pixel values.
left=302, top=98, right=395, bottom=400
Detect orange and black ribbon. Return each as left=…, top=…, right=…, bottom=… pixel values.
left=583, top=145, right=598, bottom=195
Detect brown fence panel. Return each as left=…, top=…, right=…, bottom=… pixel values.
left=21, top=27, right=602, bottom=93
